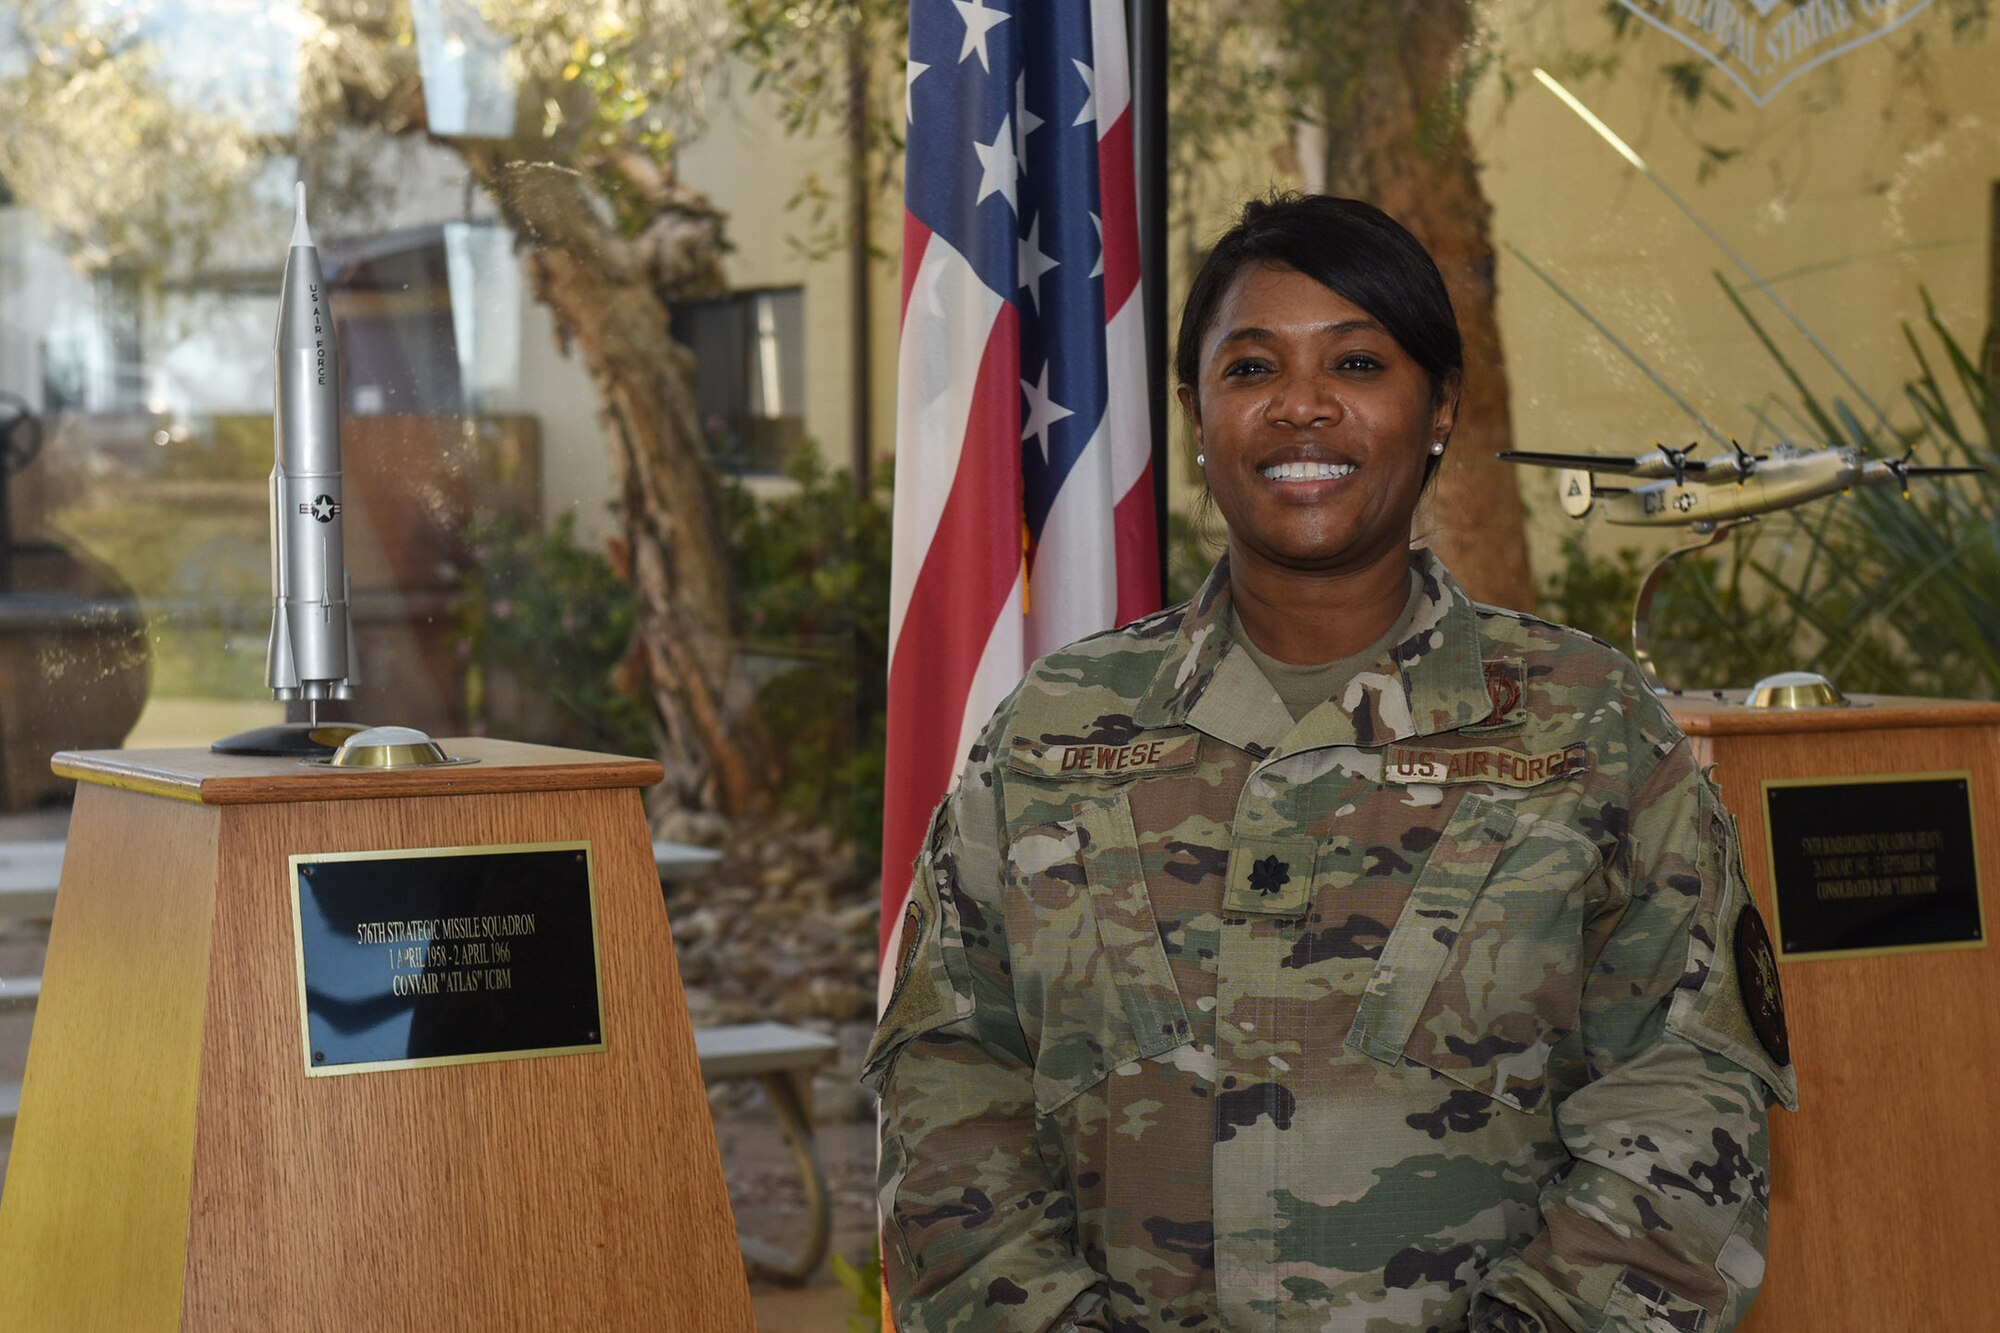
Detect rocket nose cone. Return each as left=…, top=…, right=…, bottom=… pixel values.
left=290, top=182, right=312, bottom=248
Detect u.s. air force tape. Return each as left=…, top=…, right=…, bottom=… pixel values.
left=1383, top=741, right=1590, bottom=787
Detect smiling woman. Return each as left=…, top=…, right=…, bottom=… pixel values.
left=866, top=195, right=1798, bottom=1333
left=1175, top=198, right=1462, bottom=669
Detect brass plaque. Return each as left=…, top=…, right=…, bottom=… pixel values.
left=291, top=841, right=606, bottom=1075
left=1762, top=772, right=1985, bottom=962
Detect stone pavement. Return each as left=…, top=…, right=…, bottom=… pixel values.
left=725, top=1098, right=879, bottom=1331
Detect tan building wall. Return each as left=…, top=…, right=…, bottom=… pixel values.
left=678, top=63, right=881, bottom=493
left=1479, top=6, right=1998, bottom=576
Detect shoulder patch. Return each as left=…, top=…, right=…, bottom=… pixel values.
left=886, top=895, right=927, bottom=1015
left=863, top=801, right=966, bottom=1092
left=1733, top=903, right=1790, bottom=1067
left=1005, top=732, right=1199, bottom=779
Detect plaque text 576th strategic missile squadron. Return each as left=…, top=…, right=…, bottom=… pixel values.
left=291, top=842, right=607, bottom=1075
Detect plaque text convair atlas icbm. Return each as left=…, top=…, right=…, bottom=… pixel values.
left=266, top=182, right=359, bottom=720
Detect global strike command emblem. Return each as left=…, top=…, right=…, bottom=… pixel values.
left=1733, top=905, right=1790, bottom=1066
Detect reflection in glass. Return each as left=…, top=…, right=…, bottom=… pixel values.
left=673, top=287, right=808, bottom=474
left=411, top=0, right=519, bottom=139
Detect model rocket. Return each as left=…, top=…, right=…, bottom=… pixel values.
left=265, top=182, right=359, bottom=707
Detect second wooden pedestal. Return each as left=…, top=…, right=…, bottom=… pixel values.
left=1668, top=696, right=2000, bottom=1332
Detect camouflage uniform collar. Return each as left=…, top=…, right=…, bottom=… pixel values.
left=1131, top=549, right=1492, bottom=755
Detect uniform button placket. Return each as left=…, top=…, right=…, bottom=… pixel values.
left=1215, top=760, right=1287, bottom=1331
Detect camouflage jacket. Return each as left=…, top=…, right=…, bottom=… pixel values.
left=867, top=553, right=1799, bottom=1333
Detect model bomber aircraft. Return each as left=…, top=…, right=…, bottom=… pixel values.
left=1499, top=440, right=1986, bottom=528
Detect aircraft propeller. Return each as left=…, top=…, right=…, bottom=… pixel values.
left=1657, top=441, right=1694, bottom=487
left=1728, top=438, right=1756, bottom=485
left=1881, top=445, right=1984, bottom=499
left=1886, top=449, right=1916, bottom=499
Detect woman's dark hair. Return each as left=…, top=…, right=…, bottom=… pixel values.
left=1174, top=194, right=1464, bottom=414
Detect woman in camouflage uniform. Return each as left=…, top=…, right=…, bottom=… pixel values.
left=867, top=195, right=1797, bottom=1332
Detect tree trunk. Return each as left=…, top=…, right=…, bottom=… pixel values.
left=1304, top=0, right=1536, bottom=611
left=457, top=148, right=781, bottom=816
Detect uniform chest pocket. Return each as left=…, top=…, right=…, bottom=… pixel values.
left=1005, top=792, right=1192, bottom=1114
left=1345, top=793, right=1596, bottom=1113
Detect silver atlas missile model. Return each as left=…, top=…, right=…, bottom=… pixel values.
left=213, top=183, right=367, bottom=757
left=214, top=185, right=469, bottom=769
left=268, top=181, right=360, bottom=711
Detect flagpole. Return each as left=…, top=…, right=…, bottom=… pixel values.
left=1129, top=0, right=1169, bottom=595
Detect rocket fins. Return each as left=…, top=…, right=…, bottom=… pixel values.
left=266, top=598, right=301, bottom=695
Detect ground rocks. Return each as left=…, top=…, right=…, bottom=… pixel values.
left=663, top=811, right=882, bottom=1123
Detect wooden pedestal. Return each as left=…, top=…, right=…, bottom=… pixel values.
left=1667, top=696, right=2000, bottom=1332
left=0, top=741, right=754, bottom=1330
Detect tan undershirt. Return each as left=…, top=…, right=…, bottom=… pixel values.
left=1232, top=569, right=1423, bottom=722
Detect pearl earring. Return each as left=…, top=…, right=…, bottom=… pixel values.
left=1196, top=452, right=1206, bottom=466
left=1430, top=440, right=1445, bottom=455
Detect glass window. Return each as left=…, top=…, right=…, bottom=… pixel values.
left=0, top=12, right=891, bottom=1253
left=673, top=287, right=809, bottom=474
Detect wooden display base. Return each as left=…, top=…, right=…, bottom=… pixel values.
left=1667, top=695, right=2000, bottom=1332
left=0, top=740, right=754, bottom=1330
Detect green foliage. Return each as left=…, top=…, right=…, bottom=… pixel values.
left=728, top=0, right=903, bottom=143
left=0, top=1, right=275, bottom=279
left=1165, top=0, right=1284, bottom=181
left=723, top=447, right=891, bottom=861
left=1537, top=531, right=1809, bottom=691
left=1760, top=291, right=2000, bottom=698
left=449, top=449, right=891, bottom=857
left=829, top=1240, right=883, bottom=1333
left=451, top=511, right=653, bottom=755
left=554, top=21, right=684, bottom=163
left=1535, top=531, right=1640, bottom=652
left=726, top=0, right=907, bottom=258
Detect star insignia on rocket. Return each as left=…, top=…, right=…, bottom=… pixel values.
left=311, top=495, right=339, bottom=522
left=1248, top=855, right=1291, bottom=897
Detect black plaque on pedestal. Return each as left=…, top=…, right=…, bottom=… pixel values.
left=1762, top=772, right=1985, bottom=961
left=291, top=841, right=606, bottom=1074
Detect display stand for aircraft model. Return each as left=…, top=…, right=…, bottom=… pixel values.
left=0, top=740, right=754, bottom=1330
left=1666, top=695, right=2000, bottom=1333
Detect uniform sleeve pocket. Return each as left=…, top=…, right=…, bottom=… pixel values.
left=863, top=800, right=972, bottom=1096
left=1601, top=1270, right=1713, bottom=1331
left=1009, top=792, right=1191, bottom=1114
left=1663, top=786, right=1799, bottom=1112
left=1346, top=794, right=1595, bottom=1113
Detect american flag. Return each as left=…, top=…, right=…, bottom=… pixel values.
left=882, top=0, right=1159, bottom=959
